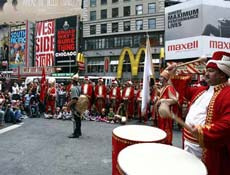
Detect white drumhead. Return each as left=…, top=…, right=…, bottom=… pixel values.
left=113, top=125, right=166, bottom=142
left=118, top=143, right=207, bottom=175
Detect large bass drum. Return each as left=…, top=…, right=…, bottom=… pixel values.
left=112, top=125, right=167, bottom=175
left=76, top=95, right=89, bottom=114
left=117, top=143, right=207, bottom=175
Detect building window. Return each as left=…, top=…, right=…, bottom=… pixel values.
left=90, top=25, right=96, bottom=35
left=112, top=0, right=118, bottom=3
left=112, top=23, right=119, bottom=33
left=124, top=6, right=130, bottom=16
left=90, top=0, right=96, bottom=7
left=124, top=21, right=130, bottom=31
left=136, top=4, right=143, bottom=15
left=101, top=9, right=107, bottom=19
left=148, top=19, right=156, bottom=29
left=148, top=3, right=156, bottom=14
left=101, top=24, right=107, bottom=34
left=90, top=11, right=96, bottom=21
left=101, top=0, right=107, bottom=5
left=112, top=8, right=119, bottom=18
left=136, top=20, right=143, bottom=30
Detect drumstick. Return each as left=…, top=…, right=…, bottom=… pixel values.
left=171, top=114, right=193, bottom=133
left=158, top=102, right=193, bottom=133
left=176, top=56, right=207, bottom=68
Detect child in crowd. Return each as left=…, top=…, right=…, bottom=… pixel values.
left=54, top=107, right=62, bottom=119
left=62, top=106, right=72, bottom=120
left=107, top=107, right=115, bottom=123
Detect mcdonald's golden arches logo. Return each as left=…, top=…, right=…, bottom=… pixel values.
left=117, top=47, right=145, bottom=78
left=77, top=53, right=85, bottom=71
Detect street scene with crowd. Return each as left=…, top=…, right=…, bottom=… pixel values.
left=1, top=0, right=230, bottom=175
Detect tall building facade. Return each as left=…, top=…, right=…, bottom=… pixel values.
left=82, top=0, right=166, bottom=80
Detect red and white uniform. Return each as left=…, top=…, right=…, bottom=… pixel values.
left=122, top=82, right=134, bottom=119
left=81, top=82, right=93, bottom=110
left=109, top=83, right=121, bottom=113
left=136, top=87, right=148, bottom=122
left=46, top=85, right=56, bottom=114
left=157, top=85, right=178, bottom=145
left=182, top=83, right=230, bottom=175
left=95, top=82, right=107, bottom=114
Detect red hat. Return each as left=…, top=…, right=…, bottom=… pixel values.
left=84, top=76, right=89, bottom=81
left=127, top=80, right=132, bottom=85
left=112, top=79, right=117, bottom=84
left=206, top=51, right=230, bottom=77
left=98, top=77, right=103, bottom=82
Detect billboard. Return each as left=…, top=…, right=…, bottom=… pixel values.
left=0, top=0, right=82, bottom=24
left=35, top=20, right=55, bottom=67
left=0, top=26, right=9, bottom=62
left=55, top=16, right=77, bottom=67
left=9, top=28, right=26, bottom=69
left=165, top=0, right=230, bottom=60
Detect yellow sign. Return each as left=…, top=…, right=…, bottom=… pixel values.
left=160, top=48, right=164, bottom=59
left=117, top=47, right=145, bottom=78
left=77, top=53, right=85, bottom=63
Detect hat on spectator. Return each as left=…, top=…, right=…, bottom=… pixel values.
left=206, top=51, right=230, bottom=77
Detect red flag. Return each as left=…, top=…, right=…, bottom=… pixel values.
left=40, top=67, right=46, bottom=102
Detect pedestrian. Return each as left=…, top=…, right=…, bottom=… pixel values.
left=163, top=51, right=230, bottom=175
left=67, top=73, right=82, bottom=138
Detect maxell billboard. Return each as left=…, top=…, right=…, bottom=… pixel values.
left=165, top=0, right=230, bottom=60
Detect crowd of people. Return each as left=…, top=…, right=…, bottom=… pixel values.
left=0, top=51, right=230, bottom=175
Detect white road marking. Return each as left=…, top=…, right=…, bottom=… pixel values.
left=0, top=123, right=24, bottom=135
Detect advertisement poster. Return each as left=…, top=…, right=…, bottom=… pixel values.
left=35, top=20, right=55, bottom=67
left=9, top=29, right=26, bottom=69
left=165, top=0, right=230, bottom=60
left=0, top=26, right=9, bottom=63
left=0, top=0, right=82, bottom=24
left=55, top=16, right=77, bottom=67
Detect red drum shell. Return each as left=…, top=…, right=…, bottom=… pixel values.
left=112, top=125, right=167, bottom=175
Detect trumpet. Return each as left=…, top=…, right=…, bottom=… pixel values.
left=176, top=56, right=207, bottom=68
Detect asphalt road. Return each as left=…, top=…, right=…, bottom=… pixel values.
left=0, top=118, right=182, bottom=175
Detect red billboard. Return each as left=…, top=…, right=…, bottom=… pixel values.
left=35, top=20, right=55, bottom=67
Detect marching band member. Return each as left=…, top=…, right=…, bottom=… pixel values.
left=94, top=78, right=107, bottom=115
left=162, top=51, right=230, bottom=175
left=67, top=73, right=82, bottom=138
left=109, top=79, right=121, bottom=113
left=156, top=71, right=178, bottom=145
left=136, top=82, right=148, bottom=123
left=122, top=80, right=135, bottom=120
left=81, top=76, right=93, bottom=110
left=45, top=78, right=56, bottom=116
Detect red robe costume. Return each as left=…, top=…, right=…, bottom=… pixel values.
left=94, top=84, right=107, bottom=114
left=46, top=86, right=56, bottom=114
left=109, top=86, right=121, bottom=113
left=81, top=83, right=93, bottom=110
left=122, top=86, right=134, bottom=119
left=157, top=84, right=178, bottom=145
left=183, top=83, right=230, bottom=175
left=136, top=89, right=148, bottom=122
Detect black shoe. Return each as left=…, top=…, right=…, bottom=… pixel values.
left=68, top=134, right=79, bottom=138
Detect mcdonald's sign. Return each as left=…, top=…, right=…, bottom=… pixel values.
left=117, top=47, right=146, bottom=78
left=77, top=53, right=85, bottom=71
